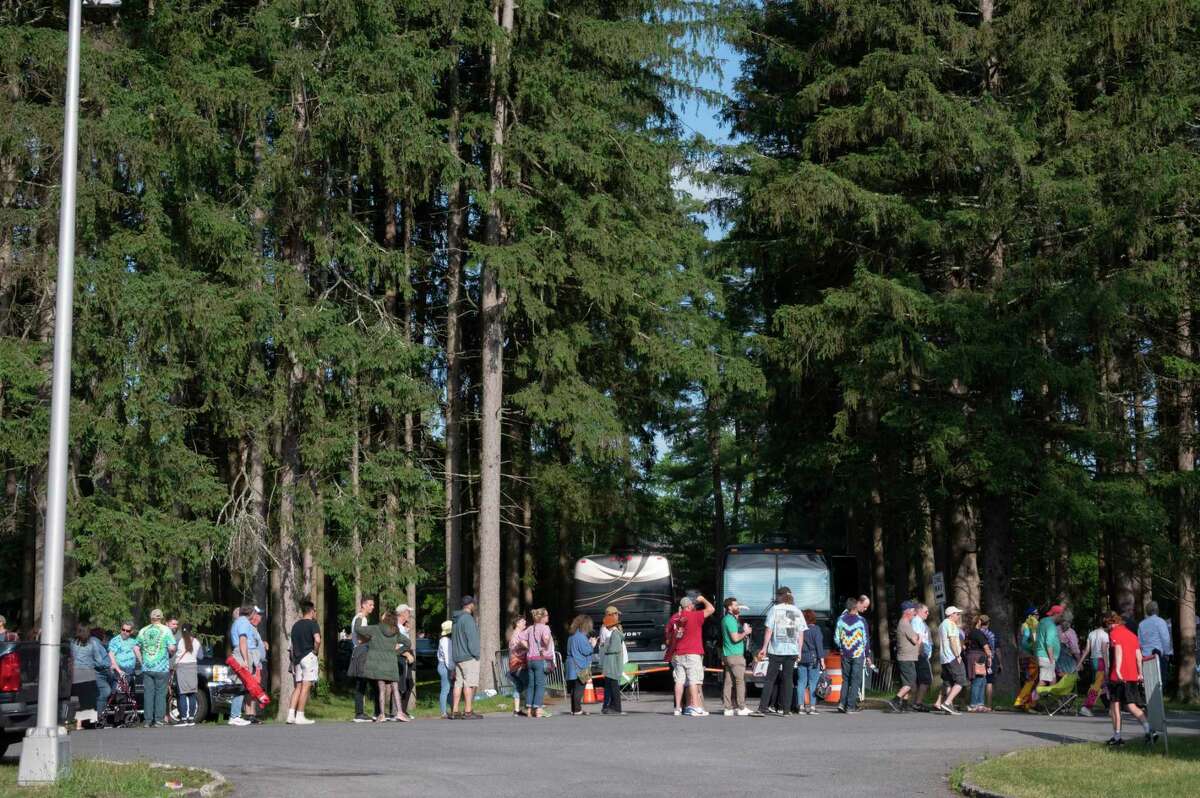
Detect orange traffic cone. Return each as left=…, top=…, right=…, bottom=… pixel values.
left=582, top=681, right=598, bottom=704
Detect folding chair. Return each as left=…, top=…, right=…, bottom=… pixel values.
left=1035, top=671, right=1079, bottom=717
left=619, top=663, right=640, bottom=702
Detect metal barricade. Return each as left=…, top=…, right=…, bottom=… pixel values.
left=492, top=649, right=567, bottom=698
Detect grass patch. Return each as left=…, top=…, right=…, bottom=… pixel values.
left=299, top=681, right=514, bottom=722
left=960, top=736, right=1200, bottom=798
left=0, top=759, right=214, bottom=798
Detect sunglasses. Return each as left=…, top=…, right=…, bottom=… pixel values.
left=121, top=628, right=132, bottom=633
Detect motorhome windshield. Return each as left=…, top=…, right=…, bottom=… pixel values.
left=722, top=551, right=831, bottom=616
left=574, top=554, right=672, bottom=617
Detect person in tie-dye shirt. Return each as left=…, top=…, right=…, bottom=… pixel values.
left=835, top=597, right=869, bottom=713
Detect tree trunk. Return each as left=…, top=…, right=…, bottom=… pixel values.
left=273, top=415, right=302, bottom=721
left=476, top=0, right=516, bottom=688
left=949, top=500, right=980, bottom=614
left=1174, top=305, right=1196, bottom=700
left=980, top=492, right=1018, bottom=695
left=869, top=466, right=891, bottom=666
left=707, top=397, right=726, bottom=589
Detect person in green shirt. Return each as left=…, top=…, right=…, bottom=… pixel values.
left=600, top=606, right=627, bottom=715
left=1036, top=605, right=1064, bottom=686
left=136, top=608, right=176, bottom=728
left=721, top=597, right=752, bottom=716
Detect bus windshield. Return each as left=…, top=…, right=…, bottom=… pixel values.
left=722, top=551, right=832, bottom=616
left=574, top=554, right=672, bottom=617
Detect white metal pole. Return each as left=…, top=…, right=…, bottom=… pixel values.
left=18, top=0, right=82, bottom=783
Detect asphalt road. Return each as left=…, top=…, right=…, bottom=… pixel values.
left=11, top=695, right=1200, bottom=797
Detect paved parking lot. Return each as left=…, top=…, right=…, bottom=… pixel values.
left=11, top=695, right=1199, bottom=797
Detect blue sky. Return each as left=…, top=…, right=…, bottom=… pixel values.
left=675, top=36, right=740, bottom=145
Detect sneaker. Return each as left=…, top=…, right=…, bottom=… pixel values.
left=736, top=708, right=752, bottom=716
left=353, top=714, right=373, bottom=723
left=1145, top=731, right=1161, bottom=744
left=690, top=707, right=709, bottom=717
left=294, top=716, right=315, bottom=725
left=942, top=704, right=960, bottom=716
left=723, top=709, right=735, bottom=716
left=466, top=711, right=484, bottom=719
left=767, top=708, right=785, bottom=717
left=748, top=710, right=765, bottom=717
left=885, top=699, right=900, bottom=712
left=912, top=704, right=930, bottom=713
left=228, top=717, right=251, bottom=727
left=673, top=708, right=682, bottom=716
left=1078, top=706, right=1093, bottom=717
left=837, top=706, right=847, bottom=714
left=246, top=716, right=262, bottom=725
left=682, top=707, right=697, bottom=716
left=806, top=706, right=818, bottom=715
left=1105, top=736, right=1124, bottom=747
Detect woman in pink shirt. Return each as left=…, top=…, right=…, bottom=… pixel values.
left=521, top=608, right=555, bottom=718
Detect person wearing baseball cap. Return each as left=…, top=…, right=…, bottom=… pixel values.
left=934, top=606, right=965, bottom=715
left=1036, top=605, right=1064, bottom=687
left=892, top=601, right=920, bottom=711
left=450, top=595, right=482, bottom=719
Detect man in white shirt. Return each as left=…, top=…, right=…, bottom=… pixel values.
left=934, top=606, right=965, bottom=715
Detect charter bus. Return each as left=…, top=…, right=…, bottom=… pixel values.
left=717, top=544, right=837, bottom=685
left=574, top=551, right=674, bottom=665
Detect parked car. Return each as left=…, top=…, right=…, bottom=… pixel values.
left=414, top=636, right=438, bottom=674
left=1, top=640, right=76, bottom=757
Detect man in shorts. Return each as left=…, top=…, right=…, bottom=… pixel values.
left=892, top=601, right=920, bottom=711
left=287, top=600, right=321, bottom=725
left=451, top=595, right=483, bottom=719
left=1105, top=611, right=1158, bottom=746
left=229, top=605, right=265, bottom=726
left=911, top=603, right=934, bottom=711
left=1036, top=604, right=1064, bottom=686
left=935, top=606, right=965, bottom=715
left=668, top=595, right=714, bottom=716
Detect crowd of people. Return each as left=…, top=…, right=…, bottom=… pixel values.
left=2, top=585, right=1181, bottom=740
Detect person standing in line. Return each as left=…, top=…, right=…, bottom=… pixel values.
left=980, top=613, right=999, bottom=708
left=601, top=606, right=626, bottom=716
left=720, top=597, right=751, bottom=716
left=436, top=620, right=454, bottom=719
left=522, top=608, right=555, bottom=718
left=394, top=605, right=415, bottom=722
left=287, top=601, right=321, bottom=725
left=72, top=623, right=112, bottom=721
left=750, top=587, right=805, bottom=718
left=450, top=595, right=483, bottom=720
left=137, top=609, right=177, bottom=728
left=1105, top=610, right=1159, bottom=746
left=1014, top=606, right=1041, bottom=709
left=174, top=623, right=203, bottom=726
left=1137, top=601, right=1173, bottom=676
left=507, top=616, right=529, bottom=717
left=1077, top=616, right=1110, bottom=717
left=965, top=614, right=994, bottom=712
left=934, top=606, right=965, bottom=715
left=1036, top=604, right=1064, bottom=689
left=360, top=610, right=403, bottom=722
left=167, top=618, right=181, bottom=643
left=229, top=605, right=265, bottom=726
left=834, top=597, right=869, bottom=714
left=910, top=603, right=934, bottom=712
left=795, top=608, right=825, bottom=715
left=892, top=601, right=920, bottom=712
left=565, top=615, right=596, bottom=716
left=1057, top=611, right=1081, bottom=674
left=668, top=594, right=714, bottom=717
left=350, top=598, right=379, bottom=722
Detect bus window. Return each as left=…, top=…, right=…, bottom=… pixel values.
left=777, top=554, right=832, bottom=614
left=722, top=553, right=775, bottom=616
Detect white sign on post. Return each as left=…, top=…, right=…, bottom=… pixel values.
left=1143, top=655, right=1169, bottom=754
left=931, top=572, right=946, bottom=610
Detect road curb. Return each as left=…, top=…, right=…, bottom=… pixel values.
left=94, top=758, right=228, bottom=797
left=955, top=751, right=1019, bottom=798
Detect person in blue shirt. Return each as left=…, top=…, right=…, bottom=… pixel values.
left=910, top=603, right=934, bottom=711
left=565, top=615, right=597, bottom=715
left=1137, top=601, right=1173, bottom=673
left=228, top=604, right=265, bottom=726
left=71, top=624, right=112, bottom=717
left=107, top=620, right=141, bottom=679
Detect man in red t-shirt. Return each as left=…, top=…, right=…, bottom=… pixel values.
left=667, top=595, right=714, bottom=716
left=1104, top=611, right=1158, bottom=746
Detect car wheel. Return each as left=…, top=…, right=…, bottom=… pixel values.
left=194, top=690, right=210, bottom=724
